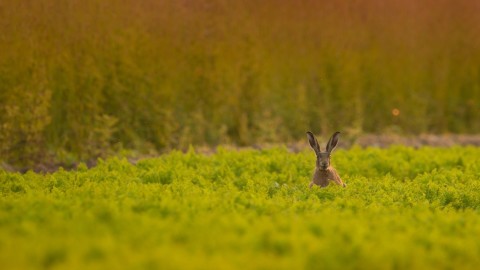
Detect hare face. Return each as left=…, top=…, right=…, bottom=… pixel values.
left=316, top=152, right=331, bottom=170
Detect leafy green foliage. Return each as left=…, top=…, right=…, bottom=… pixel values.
left=0, top=68, right=52, bottom=167
left=1, top=146, right=480, bottom=269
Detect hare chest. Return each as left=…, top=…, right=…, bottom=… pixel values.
left=312, top=169, right=331, bottom=187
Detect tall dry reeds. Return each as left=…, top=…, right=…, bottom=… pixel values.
left=1, top=0, right=479, bottom=166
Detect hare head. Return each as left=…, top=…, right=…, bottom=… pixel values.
left=306, top=131, right=345, bottom=188
left=306, top=131, right=340, bottom=171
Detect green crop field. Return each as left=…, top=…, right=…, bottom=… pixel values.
left=1, top=146, right=480, bottom=269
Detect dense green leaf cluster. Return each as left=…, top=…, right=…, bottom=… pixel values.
left=1, top=146, right=480, bottom=269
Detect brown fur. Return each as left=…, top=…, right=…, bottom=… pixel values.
left=309, top=165, right=345, bottom=188
left=307, top=131, right=346, bottom=188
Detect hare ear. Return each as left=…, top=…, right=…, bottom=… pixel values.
left=306, top=131, right=321, bottom=154
left=326, top=131, right=340, bottom=153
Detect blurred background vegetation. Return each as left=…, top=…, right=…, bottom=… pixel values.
left=1, top=0, right=479, bottom=168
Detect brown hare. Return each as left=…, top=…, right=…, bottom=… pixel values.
left=306, top=131, right=346, bottom=188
